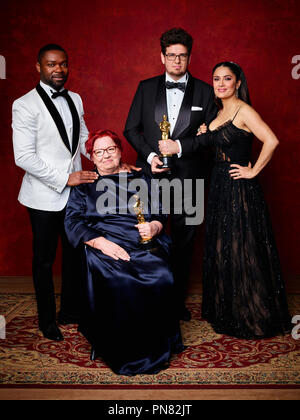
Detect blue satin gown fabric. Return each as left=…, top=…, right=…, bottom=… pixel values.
left=64, top=171, right=184, bottom=375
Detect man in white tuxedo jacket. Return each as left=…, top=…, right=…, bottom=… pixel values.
left=12, top=44, right=98, bottom=341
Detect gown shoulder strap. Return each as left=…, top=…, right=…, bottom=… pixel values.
left=232, top=106, right=241, bottom=122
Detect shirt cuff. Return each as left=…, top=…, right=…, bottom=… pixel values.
left=176, top=140, right=182, bottom=158
left=147, top=152, right=158, bottom=165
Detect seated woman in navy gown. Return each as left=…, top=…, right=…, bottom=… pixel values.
left=64, top=129, right=184, bottom=376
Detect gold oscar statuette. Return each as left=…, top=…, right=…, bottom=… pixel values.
left=159, top=114, right=172, bottom=171
left=133, top=194, right=153, bottom=245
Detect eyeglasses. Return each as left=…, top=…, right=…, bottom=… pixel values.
left=165, top=53, right=189, bottom=62
left=93, top=146, right=118, bottom=158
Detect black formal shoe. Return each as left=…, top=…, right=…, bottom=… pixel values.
left=58, top=314, right=80, bottom=325
left=90, top=347, right=96, bottom=361
left=179, top=306, right=192, bottom=322
left=41, top=323, right=64, bottom=341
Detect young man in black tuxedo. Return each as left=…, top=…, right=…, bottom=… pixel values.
left=124, top=28, right=217, bottom=321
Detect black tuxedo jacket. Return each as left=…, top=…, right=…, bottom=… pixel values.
left=124, top=73, right=217, bottom=178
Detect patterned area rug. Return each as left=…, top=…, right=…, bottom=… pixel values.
left=0, top=293, right=299, bottom=388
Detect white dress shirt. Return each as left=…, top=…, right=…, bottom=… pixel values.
left=166, top=72, right=188, bottom=136
left=147, top=72, right=187, bottom=165
left=40, top=81, right=73, bottom=148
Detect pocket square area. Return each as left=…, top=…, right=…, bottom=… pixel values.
left=191, top=106, right=203, bottom=111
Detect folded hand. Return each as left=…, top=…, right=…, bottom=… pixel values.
left=158, top=139, right=179, bottom=155
left=196, top=123, right=208, bottom=136
left=120, top=163, right=142, bottom=173
left=135, top=221, right=162, bottom=238
left=67, top=171, right=98, bottom=186
left=91, top=237, right=130, bottom=261
left=151, top=155, right=170, bottom=174
left=229, top=162, right=255, bottom=180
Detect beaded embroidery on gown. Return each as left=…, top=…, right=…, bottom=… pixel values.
left=201, top=115, right=291, bottom=339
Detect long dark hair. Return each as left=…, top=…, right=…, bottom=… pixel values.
left=212, top=61, right=251, bottom=109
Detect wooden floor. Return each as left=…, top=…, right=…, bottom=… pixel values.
left=0, top=276, right=299, bottom=401
left=1, top=388, right=300, bottom=401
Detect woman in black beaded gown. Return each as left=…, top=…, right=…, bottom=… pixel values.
left=160, top=61, right=291, bottom=339
left=196, top=62, right=291, bottom=339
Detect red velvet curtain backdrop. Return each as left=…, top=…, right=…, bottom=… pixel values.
left=0, top=0, right=299, bottom=283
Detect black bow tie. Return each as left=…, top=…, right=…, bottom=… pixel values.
left=52, top=89, right=69, bottom=99
left=165, top=81, right=186, bottom=93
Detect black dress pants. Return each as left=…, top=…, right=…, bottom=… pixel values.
left=27, top=207, right=82, bottom=329
left=170, top=212, right=196, bottom=311
left=167, top=175, right=199, bottom=313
